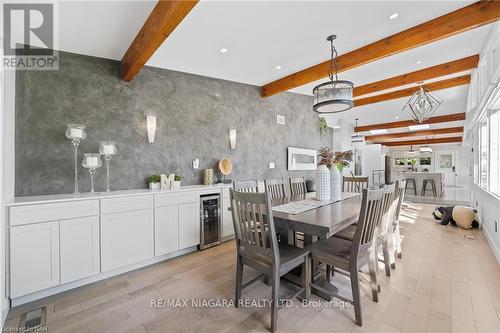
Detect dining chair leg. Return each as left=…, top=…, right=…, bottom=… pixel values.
left=367, top=251, right=379, bottom=302
left=235, top=255, right=243, bottom=307
left=394, top=223, right=402, bottom=260
left=302, top=256, right=311, bottom=300
left=350, top=268, right=363, bottom=326
left=382, top=239, right=391, bottom=277
left=270, top=270, right=280, bottom=332
left=326, top=264, right=332, bottom=283
left=387, top=230, right=396, bottom=270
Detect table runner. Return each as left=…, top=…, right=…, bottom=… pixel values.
left=272, top=192, right=361, bottom=215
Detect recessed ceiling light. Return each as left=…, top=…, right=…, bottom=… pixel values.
left=275, top=65, right=282, bottom=70
left=416, top=60, right=423, bottom=65
left=332, top=125, right=341, bottom=129
left=395, top=116, right=400, bottom=120
left=219, top=48, right=228, bottom=53
left=370, top=129, right=388, bottom=135
left=389, top=13, right=399, bottom=20
left=408, top=124, right=430, bottom=131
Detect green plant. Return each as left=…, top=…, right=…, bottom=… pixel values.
left=318, top=147, right=353, bottom=172
left=319, top=117, right=328, bottom=138
left=174, top=175, right=182, bottom=181
left=145, top=175, right=161, bottom=184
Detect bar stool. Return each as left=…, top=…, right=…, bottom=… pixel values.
left=405, top=178, right=417, bottom=195
left=421, top=179, right=437, bottom=197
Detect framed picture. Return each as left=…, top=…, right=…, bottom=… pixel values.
left=287, top=147, right=317, bottom=171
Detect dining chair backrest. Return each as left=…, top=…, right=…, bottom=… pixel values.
left=378, top=184, right=396, bottom=235
left=394, top=180, right=406, bottom=222
left=342, top=176, right=369, bottom=193
left=230, top=189, right=279, bottom=265
left=289, top=177, right=307, bottom=196
left=351, top=188, right=385, bottom=258
left=234, top=180, right=259, bottom=193
left=265, top=178, right=286, bottom=200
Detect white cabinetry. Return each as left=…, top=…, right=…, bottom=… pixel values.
left=155, top=193, right=199, bottom=252
left=222, top=188, right=234, bottom=238
left=60, top=216, right=100, bottom=284
left=178, top=203, right=200, bottom=249
left=10, top=221, right=60, bottom=298
left=8, top=186, right=230, bottom=303
left=100, top=195, right=154, bottom=272
left=155, top=206, right=179, bottom=256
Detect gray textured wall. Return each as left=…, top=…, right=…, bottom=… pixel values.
left=15, top=51, right=331, bottom=196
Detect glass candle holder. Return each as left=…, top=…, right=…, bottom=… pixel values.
left=65, top=124, right=86, bottom=195
left=99, top=141, right=117, bottom=192
left=82, top=153, right=102, bottom=194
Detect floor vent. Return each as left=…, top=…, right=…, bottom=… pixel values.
left=19, top=307, right=46, bottom=331
left=464, top=234, right=478, bottom=241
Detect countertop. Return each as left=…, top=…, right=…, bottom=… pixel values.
left=6, top=184, right=232, bottom=206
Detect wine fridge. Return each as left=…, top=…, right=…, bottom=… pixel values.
left=199, top=194, right=221, bottom=250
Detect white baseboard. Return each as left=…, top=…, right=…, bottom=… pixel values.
left=10, top=246, right=197, bottom=307
left=482, top=227, right=500, bottom=264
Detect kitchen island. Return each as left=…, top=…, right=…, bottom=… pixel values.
left=394, top=172, right=443, bottom=197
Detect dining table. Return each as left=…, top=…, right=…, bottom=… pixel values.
left=270, top=191, right=363, bottom=300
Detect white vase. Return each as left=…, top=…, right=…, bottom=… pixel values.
left=330, top=167, right=341, bottom=200
left=316, top=165, right=331, bottom=201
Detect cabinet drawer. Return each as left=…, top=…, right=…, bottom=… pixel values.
left=10, top=200, right=99, bottom=226
left=155, top=192, right=197, bottom=208
left=100, top=195, right=153, bottom=215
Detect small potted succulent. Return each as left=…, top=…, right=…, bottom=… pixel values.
left=146, top=175, right=161, bottom=190
left=172, top=175, right=182, bottom=189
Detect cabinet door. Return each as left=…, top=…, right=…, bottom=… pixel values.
left=101, top=209, right=154, bottom=272
left=60, top=216, right=100, bottom=284
left=155, top=206, right=179, bottom=256
left=178, top=203, right=200, bottom=249
left=10, top=221, right=60, bottom=298
left=222, top=198, right=234, bottom=238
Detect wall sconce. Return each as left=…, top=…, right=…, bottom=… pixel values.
left=229, top=129, right=236, bottom=149
left=147, top=116, right=156, bottom=143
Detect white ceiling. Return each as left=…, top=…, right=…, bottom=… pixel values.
left=16, top=1, right=495, bottom=139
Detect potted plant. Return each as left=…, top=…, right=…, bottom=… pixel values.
left=146, top=175, right=161, bottom=190
left=318, top=147, right=353, bottom=198
left=172, top=175, right=182, bottom=189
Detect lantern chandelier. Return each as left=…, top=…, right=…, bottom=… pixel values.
left=402, top=82, right=442, bottom=123
left=313, top=35, right=354, bottom=114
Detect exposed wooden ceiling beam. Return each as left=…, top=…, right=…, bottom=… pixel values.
left=260, top=1, right=500, bottom=97
left=355, top=113, right=466, bottom=132
left=365, top=126, right=464, bottom=141
left=353, top=74, right=470, bottom=107
left=353, top=55, right=478, bottom=97
left=375, top=136, right=463, bottom=146
left=121, top=0, right=199, bottom=82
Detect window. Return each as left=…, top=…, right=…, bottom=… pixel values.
left=395, top=158, right=406, bottom=166
left=420, top=157, right=432, bottom=165
left=479, top=119, right=489, bottom=189
left=490, top=110, right=499, bottom=195
left=406, top=158, right=417, bottom=166
left=439, top=154, right=453, bottom=169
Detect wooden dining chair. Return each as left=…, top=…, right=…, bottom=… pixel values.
left=332, top=184, right=395, bottom=277
left=392, top=180, right=406, bottom=263
left=342, top=176, right=369, bottom=193
left=310, top=188, right=385, bottom=326
left=230, top=190, right=311, bottom=332
left=289, top=177, right=307, bottom=196
left=376, top=184, right=396, bottom=277
left=265, top=178, right=286, bottom=199
left=234, top=180, right=259, bottom=193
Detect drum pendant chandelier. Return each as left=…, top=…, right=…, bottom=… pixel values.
left=313, top=35, right=354, bottom=114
